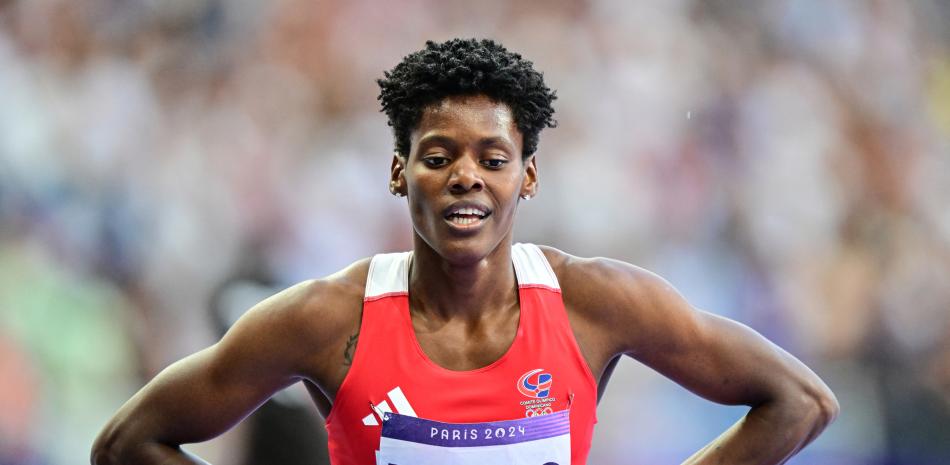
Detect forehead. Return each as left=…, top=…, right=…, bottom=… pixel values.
left=412, top=95, right=522, bottom=149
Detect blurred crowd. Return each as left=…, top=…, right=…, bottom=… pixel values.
left=1, top=0, right=948, bottom=464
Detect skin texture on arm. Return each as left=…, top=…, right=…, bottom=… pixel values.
left=90, top=260, right=368, bottom=465
left=543, top=247, right=839, bottom=465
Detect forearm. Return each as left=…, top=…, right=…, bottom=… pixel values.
left=91, top=440, right=210, bottom=465
left=91, top=421, right=212, bottom=465
left=681, top=394, right=836, bottom=465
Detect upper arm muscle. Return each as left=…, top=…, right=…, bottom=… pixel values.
left=570, top=256, right=818, bottom=408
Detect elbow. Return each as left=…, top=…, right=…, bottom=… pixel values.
left=765, top=375, right=839, bottom=438
left=90, top=447, right=115, bottom=465
left=796, top=379, right=840, bottom=433
left=90, top=427, right=119, bottom=465
left=814, top=384, right=840, bottom=428
left=90, top=421, right=137, bottom=465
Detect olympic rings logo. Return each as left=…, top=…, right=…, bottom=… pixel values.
left=524, top=406, right=554, bottom=417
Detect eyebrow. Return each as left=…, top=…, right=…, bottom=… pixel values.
left=417, top=135, right=458, bottom=151
left=417, top=135, right=515, bottom=153
left=477, top=137, right=516, bottom=152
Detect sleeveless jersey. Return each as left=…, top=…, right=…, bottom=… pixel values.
left=325, top=243, right=597, bottom=465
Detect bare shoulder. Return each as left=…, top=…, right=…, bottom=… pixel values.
left=288, top=258, right=372, bottom=339
left=537, top=245, right=689, bottom=357
left=538, top=244, right=672, bottom=313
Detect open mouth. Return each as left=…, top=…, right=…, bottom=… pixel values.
left=443, top=206, right=491, bottom=229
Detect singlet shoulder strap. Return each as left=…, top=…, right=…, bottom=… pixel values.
left=511, top=243, right=561, bottom=292
left=364, top=251, right=411, bottom=301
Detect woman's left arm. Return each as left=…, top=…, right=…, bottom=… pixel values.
left=567, top=256, right=839, bottom=464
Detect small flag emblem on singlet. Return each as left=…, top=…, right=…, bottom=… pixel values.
left=517, top=369, right=553, bottom=398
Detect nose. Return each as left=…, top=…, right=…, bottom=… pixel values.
left=448, top=156, right=483, bottom=194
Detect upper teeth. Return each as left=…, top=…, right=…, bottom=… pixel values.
left=453, top=207, right=486, bottom=217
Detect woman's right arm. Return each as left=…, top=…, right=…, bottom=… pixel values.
left=90, top=274, right=360, bottom=465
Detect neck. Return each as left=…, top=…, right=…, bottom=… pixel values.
left=408, top=236, right=518, bottom=322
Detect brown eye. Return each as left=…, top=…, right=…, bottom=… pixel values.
left=482, top=159, right=507, bottom=169
left=424, top=156, right=449, bottom=167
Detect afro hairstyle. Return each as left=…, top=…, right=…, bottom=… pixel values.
left=377, top=38, right=557, bottom=159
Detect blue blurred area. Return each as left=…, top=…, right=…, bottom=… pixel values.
left=1, top=1, right=949, bottom=464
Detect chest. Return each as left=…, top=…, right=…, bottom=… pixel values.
left=410, top=306, right=520, bottom=371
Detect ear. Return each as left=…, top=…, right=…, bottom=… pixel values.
left=520, top=155, right=538, bottom=200
left=390, top=153, right=408, bottom=197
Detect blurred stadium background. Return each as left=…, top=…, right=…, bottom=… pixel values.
left=1, top=0, right=949, bottom=464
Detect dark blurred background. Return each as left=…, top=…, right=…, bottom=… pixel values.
left=1, top=1, right=949, bottom=464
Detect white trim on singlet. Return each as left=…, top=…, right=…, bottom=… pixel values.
left=363, top=243, right=560, bottom=300
left=364, top=251, right=411, bottom=300
left=511, top=242, right=560, bottom=291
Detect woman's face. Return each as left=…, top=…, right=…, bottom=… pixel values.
left=391, top=94, right=537, bottom=265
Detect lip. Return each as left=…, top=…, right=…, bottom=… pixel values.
left=442, top=201, right=492, bottom=234
left=441, top=201, right=493, bottom=219
left=443, top=214, right=490, bottom=234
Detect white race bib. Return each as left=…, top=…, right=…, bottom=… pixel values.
left=376, top=409, right=571, bottom=465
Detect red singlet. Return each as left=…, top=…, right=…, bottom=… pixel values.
left=325, top=243, right=597, bottom=464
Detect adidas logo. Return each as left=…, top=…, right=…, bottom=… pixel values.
left=362, top=386, right=417, bottom=426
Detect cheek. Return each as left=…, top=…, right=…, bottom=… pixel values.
left=405, top=184, right=438, bottom=226
left=402, top=174, right=424, bottom=201
left=494, top=188, right=523, bottom=222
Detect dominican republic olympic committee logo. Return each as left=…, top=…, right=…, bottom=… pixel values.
left=517, top=369, right=552, bottom=398
left=517, top=369, right=556, bottom=417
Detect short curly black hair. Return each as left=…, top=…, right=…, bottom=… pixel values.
left=377, top=38, right=557, bottom=158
